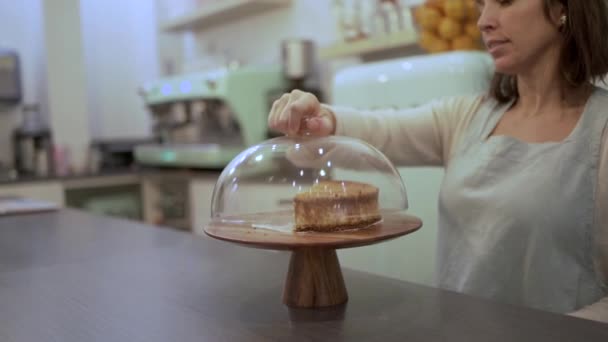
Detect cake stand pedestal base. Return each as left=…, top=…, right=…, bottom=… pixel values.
left=204, top=212, right=423, bottom=309
left=282, top=248, right=347, bottom=308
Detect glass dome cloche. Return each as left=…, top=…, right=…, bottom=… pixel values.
left=209, top=135, right=409, bottom=234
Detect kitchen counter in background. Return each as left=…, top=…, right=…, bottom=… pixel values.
left=0, top=165, right=304, bottom=234
left=0, top=209, right=606, bottom=341
left=0, top=169, right=139, bottom=185
left=0, top=167, right=223, bottom=186
left=0, top=168, right=224, bottom=232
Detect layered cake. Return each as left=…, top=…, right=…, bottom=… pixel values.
left=293, top=180, right=381, bottom=232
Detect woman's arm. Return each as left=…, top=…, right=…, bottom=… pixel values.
left=331, top=95, right=485, bottom=167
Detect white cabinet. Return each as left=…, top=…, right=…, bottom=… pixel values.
left=160, top=0, right=293, bottom=33
left=337, top=167, right=443, bottom=286
left=189, top=177, right=217, bottom=236
left=0, top=181, right=65, bottom=206
left=189, top=179, right=297, bottom=235
left=225, top=183, right=295, bottom=215
left=140, top=174, right=191, bottom=231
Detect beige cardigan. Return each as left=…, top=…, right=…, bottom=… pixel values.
left=331, top=94, right=608, bottom=323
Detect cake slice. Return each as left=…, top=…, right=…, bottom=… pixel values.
left=293, top=180, right=381, bottom=232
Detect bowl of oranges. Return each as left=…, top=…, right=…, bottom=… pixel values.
left=414, top=0, right=482, bottom=53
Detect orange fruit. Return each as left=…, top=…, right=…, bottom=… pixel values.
left=444, top=0, right=466, bottom=20
left=414, top=5, right=424, bottom=22
left=464, top=21, right=481, bottom=40
left=419, top=30, right=441, bottom=51
left=451, top=35, right=477, bottom=50
left=438, top=17, right=463, bottom=40
left=418, top=6, right=442, bottom=31
left=465, top=0, right=479, bottom=19
left=425, top=0, right=445, bottom=14
left=429, top=38, right=451, bottom=53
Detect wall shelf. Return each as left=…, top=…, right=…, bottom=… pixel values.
left=160, top=0, right=293, bottom=33
left=320, top=30, right=419, bottom=60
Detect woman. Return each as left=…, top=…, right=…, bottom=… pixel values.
left=268, top=0, right=608, bottom=322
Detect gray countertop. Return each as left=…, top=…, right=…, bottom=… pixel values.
left=0, top=209, right=606, bottom=341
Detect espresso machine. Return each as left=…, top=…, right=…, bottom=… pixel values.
left=136, top=65, right=286, bottom=169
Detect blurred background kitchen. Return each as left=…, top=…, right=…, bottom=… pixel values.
left=0, top=0, right=494, bottom=285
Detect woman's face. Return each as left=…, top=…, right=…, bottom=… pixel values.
left=476, top=0, right=565, bottom=75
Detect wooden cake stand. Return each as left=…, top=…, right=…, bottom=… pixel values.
left=204, top=211, right=422, bottom=308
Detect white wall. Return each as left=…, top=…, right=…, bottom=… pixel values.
left=0, top=0, right=159, bottom=171
left=44, top=0, right=91, bottom=173
left=196, top=0, right=344, bottom=93
left=157, top=0, right=423, bottom=99
left=42, top=0, right=160, bottom=172
left=0, top=0, right=47, bottom=166
left=157, top=0, right=347, bottom=94
left=80, top=0, right=160, bottom=139
left=191, top=1, right=339, bottom=67
left=43, top=0, right=160, bottom=173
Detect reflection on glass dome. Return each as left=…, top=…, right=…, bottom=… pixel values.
left=210, top=136, right=408, bottom=233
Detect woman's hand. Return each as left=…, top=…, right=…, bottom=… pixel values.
left=268, top=89, right=336, bottom=136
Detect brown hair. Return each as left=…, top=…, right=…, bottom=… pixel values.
left=491, top=0, right=608, bottom=103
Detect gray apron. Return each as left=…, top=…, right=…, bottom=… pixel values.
left=437, top=88, right=608, bottom=313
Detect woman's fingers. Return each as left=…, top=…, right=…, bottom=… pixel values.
left=269, top=93, right=290, bottom=132
left=306, top=115, right=334, bottom=136
left=267, top=90, right=331, bottom=136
